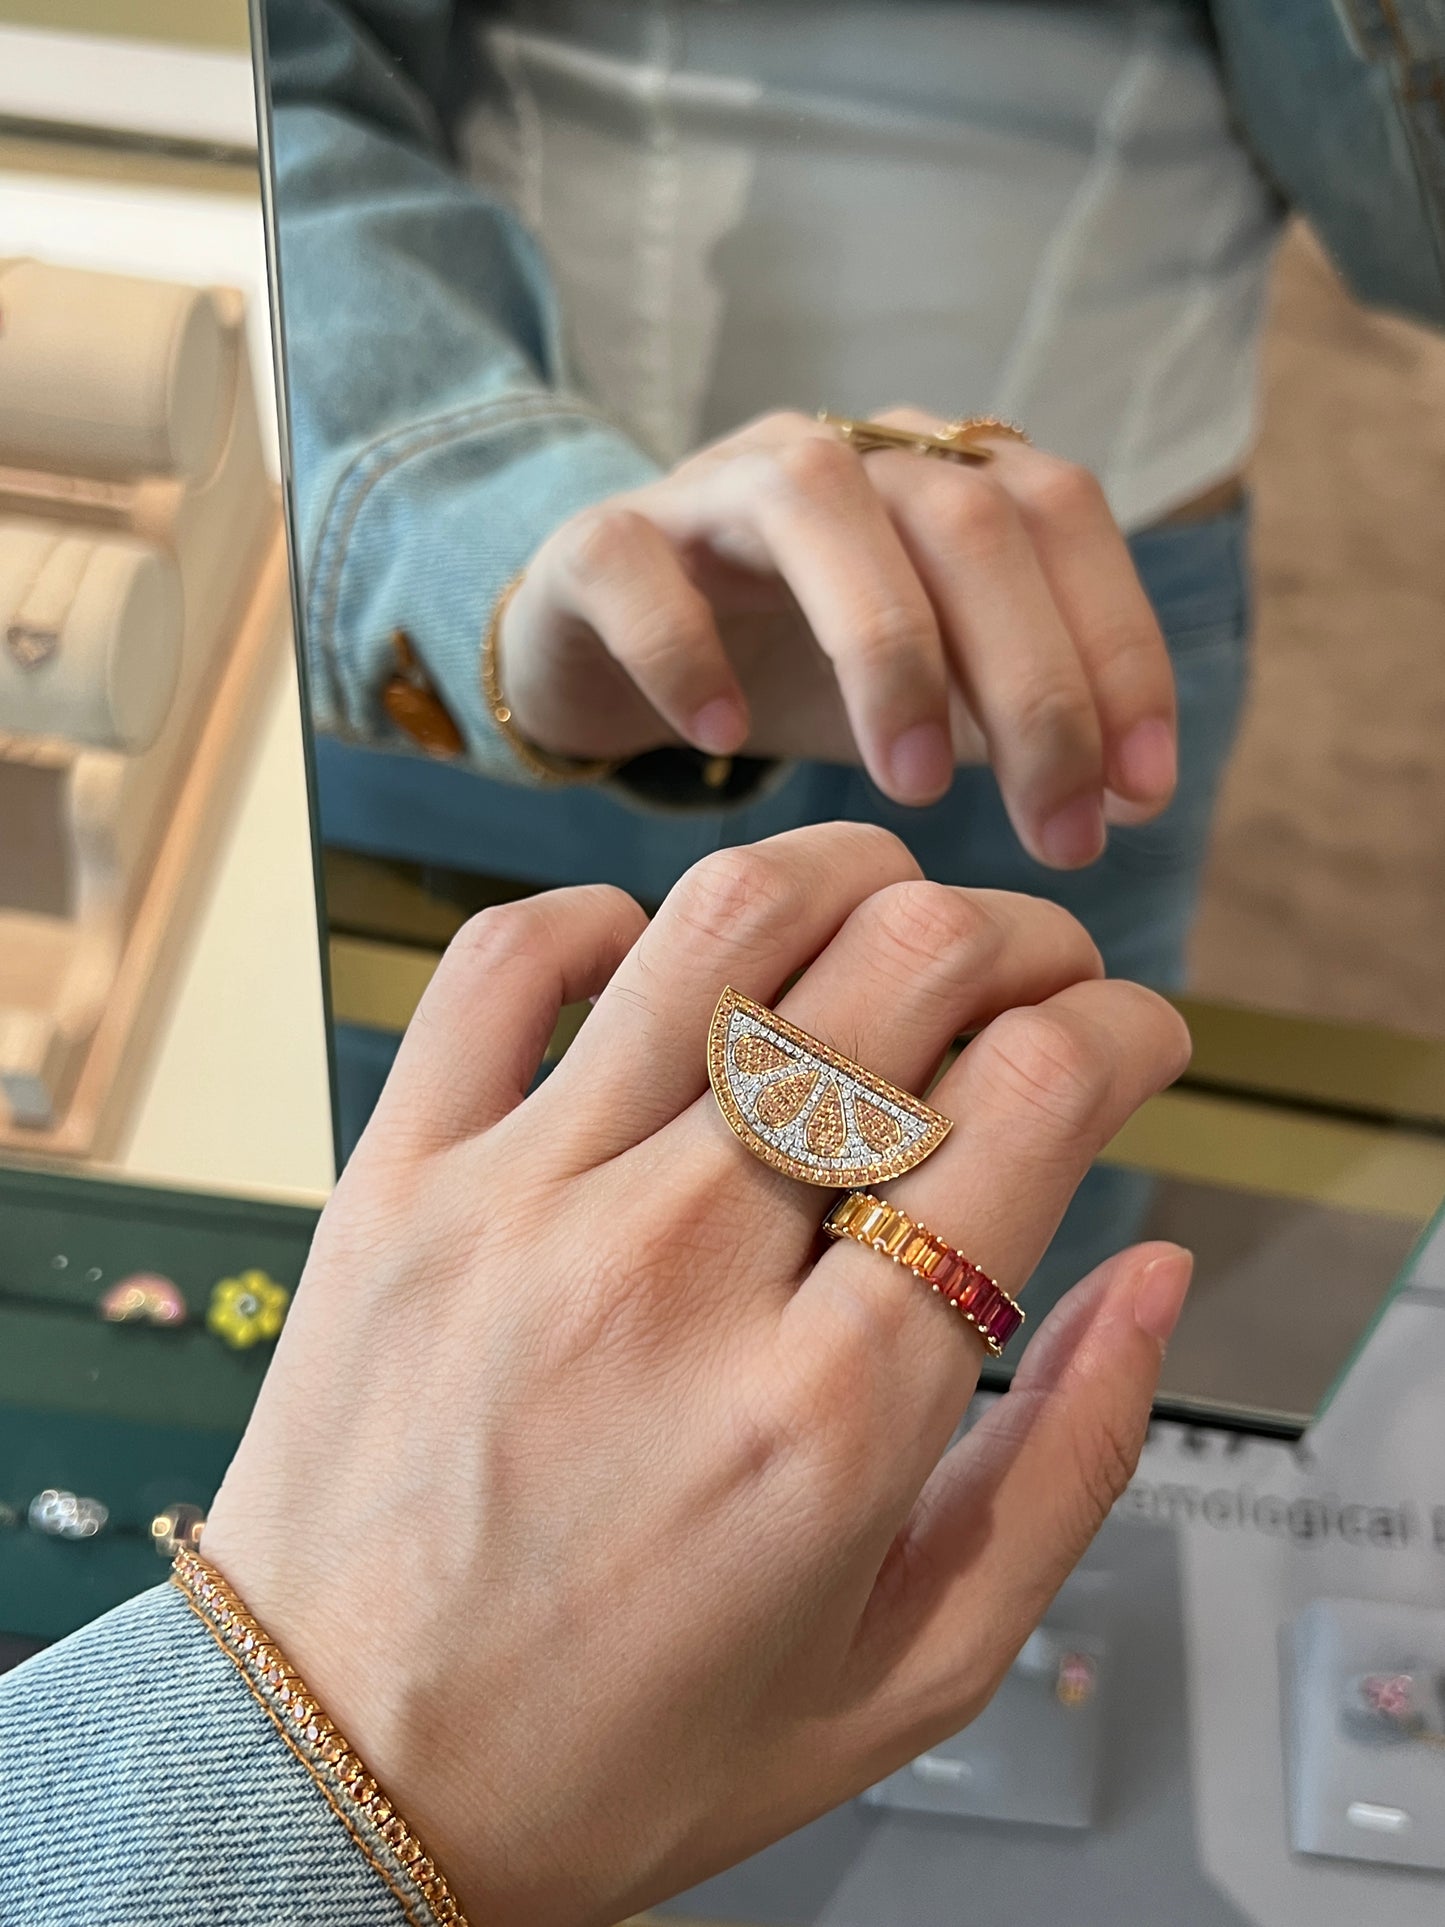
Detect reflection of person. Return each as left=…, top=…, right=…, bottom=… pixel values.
left=268, top=0, right=1440, bottom=974
left=0, top=825, right=1194, bottom=1923
left=271, top=0, right=1442, bottom=1293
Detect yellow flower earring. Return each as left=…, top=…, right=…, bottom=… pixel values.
left=207, top=1270, right=290, bottom=1350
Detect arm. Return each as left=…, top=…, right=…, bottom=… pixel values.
left=1210, top=0, right=1445, bottom=327
left=0, top=826, right=1195, bottom=1924
left=264, top=0, right=661, bottom=777
left=0, top=1585, right=410, bottom=1926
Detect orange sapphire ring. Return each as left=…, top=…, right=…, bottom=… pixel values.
left=824, top=1191, right=1025, bottom=1358
left=707, top=987, right=952, bottom=1188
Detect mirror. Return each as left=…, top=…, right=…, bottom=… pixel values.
left=252, top=0, right=1445, bottom=1434
left=0, top=0, right=333, bottom=1654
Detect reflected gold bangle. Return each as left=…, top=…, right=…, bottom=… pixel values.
left=824, top=1191, right=1025, bottom=1357
left=172, top=1549, right=470, bottom=1927
left=480, top=572, right=618, bottom=785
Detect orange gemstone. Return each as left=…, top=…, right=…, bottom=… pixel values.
left=733, top=1032, right=790, bottom=1076
left=929, top=1250, right=965, bottom=1297
left=755, top=1068, right=819, bottom=1128
left=854, top=1096, right=903, bottom=1153
left=877, top=1213, right=915, bottom=1257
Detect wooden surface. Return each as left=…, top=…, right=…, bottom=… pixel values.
left=1191, top=224, right=1445, bottom=1036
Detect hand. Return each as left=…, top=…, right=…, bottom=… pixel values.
left=202, top=822, right=1193, bottom=1927
left=499, top=411, right=1177, bottom=866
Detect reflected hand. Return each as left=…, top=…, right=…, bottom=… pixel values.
left=500, top=410, right=1177, bottom=866
left=202, top=823, right=1192, bottom=1927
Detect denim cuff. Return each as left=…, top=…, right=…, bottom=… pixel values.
left=0, top=1584, right=410, bottom=1925
left=303, top=398, right=663, bottom=788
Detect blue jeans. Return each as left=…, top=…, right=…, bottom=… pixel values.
left=327, top=501, right=1251, bottom=1271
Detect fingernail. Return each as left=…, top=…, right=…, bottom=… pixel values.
left=1133, top=1247, right=1194, bottom=1348
left=691, top=696, right=748, bottom=756
left=1115, top=717, right=1176, bottom=800
left=1038, top=794, right=1106, bottom=868
left=888, top=722, right=953, bottom=803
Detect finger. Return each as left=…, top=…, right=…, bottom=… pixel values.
left=370, top=885, right=649, bottom=1149
left=531, top=506, right=750, bottom=755
left=643, top=434, right=956, bottom=805
left=622, top=883, right=1103, bottom=1320
left=789, top=978, right=1191, bottom=1483
left=852, top=1242, right=1193, bottom=1737
left=866, top=445, right=1108, bottom=866
left=533, top=821, right=922, bottom=1162
left=734, top=886, right=1103, bottom=1247
left=986, top=442, right=1177, bottom=815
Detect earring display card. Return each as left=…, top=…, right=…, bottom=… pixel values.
left=1285, top=1598, right=1445, bottom=1873
left=863, top=1602, right=1109, bottom=1830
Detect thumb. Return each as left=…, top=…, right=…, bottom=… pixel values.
left=857, top=1241, right=1192, bottom=1732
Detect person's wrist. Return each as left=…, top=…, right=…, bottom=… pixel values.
left=481, top=572, right=620, bottom=784
left=199, top=1504, right=598, bottom=1927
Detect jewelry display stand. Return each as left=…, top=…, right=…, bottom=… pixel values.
left=0, top=259, right=287, bottom=1156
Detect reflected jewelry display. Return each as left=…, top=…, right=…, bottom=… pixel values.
left=818, top=411, right=1029, bottom=465
left=2, top=1491, right=208, bottom=1551
left=481, top=572, right=619, bottom=785
left=708, top=986, right=952, bottom=1187
left=1056, top=1652, right=1099, bottom=1708
left=1341, top=1671, right=1445, bottom=1747
left=0, top=1268, right=289, bottom=1347
left=206, top=1270, right=290, bottom=1350
left=824, top=1191, right=1025, bottom=1357
left=99, top=1274, right=188, bottom=1326
left=150, top=1502, right=207, bottom=1560
left=27, top=1488, right=109, bottom=1539
left=4, top=527, right=65, bottom=670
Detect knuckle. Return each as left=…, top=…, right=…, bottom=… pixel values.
left=973, top=1006, right=1109, bottom=1138
left=1089, top=614, right=1166, bottom=681
left=740, top=407, right=814, bottom=440
left=1075, top=1405, right=1148, bottom=1528
left=841, top=603, right=936, bottom=678
left=559, top=506, right=650, bottom=589
left=1018, top=456, right=1107, bottom=525
left=768, top=433, right=860, bottom=501
left=670, top=844, right=800, bottom=950
left=614, top=599, right=711, bottom=682
left=1010, top=679, right=1100, bottom=759
left=834, top=819, right=916, bottom=877
left=442, top=900, right=545, bottom=977
left=927, top=474, right=1017, bottom=560
left=866, top=881, right=1000, bottom=981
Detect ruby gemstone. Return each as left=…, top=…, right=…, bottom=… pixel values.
left=967, top=1282, right=1001, bottom=1327
left=982, top=1296, right=1024, bottom=1348
left=949, top=1268, right=987, bottom=1313
left=927, top=1250, right=963, bottom=1296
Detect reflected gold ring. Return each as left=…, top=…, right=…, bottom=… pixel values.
left=818, top=411, right=1031, bottom=465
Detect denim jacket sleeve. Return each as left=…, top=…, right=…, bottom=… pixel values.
left=264, top=0, right=663, bottom=781
left=0, top=1585, right=412, bottom=1926
left=1210, top=0, right=1445, bottom=325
